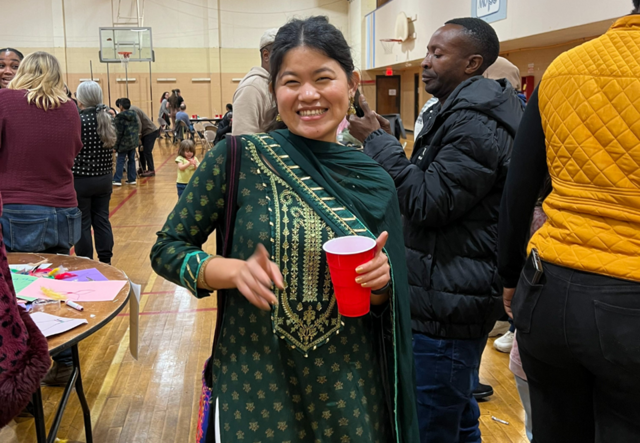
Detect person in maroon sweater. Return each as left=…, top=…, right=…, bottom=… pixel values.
left=0, top=52, right=82, bottom=382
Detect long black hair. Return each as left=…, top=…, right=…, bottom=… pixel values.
left=266, top=16, right=355, bottom=131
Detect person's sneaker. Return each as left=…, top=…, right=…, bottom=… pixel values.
left=494, top=330, right=515, bottom=353
left=112, top=181, right=122, bottom=186
left=473, top=383, right=494, bottom=400
left=141, top=171, right=156, bottom=177
left=41, top=362, right=73, bottom=386
left=488, top=320, right=510, bottom=337
left=126, top=180, right=137, bottom=185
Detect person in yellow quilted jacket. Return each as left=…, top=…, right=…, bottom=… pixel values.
left=498, top=2, right=640, bottom=441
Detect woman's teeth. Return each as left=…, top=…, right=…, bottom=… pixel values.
left=299, top=109, right=326, bottom=116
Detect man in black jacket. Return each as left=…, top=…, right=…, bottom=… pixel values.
left=349, top=18, right=523, bottom=442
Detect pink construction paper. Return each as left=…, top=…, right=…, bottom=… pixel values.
left=19, top=278, right=128, bottom=302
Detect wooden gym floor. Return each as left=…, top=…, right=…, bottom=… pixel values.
left=1, top=137, right=529, bottom=442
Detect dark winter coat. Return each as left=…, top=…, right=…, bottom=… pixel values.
left=364, top=76, right=523, bottom=339
left=114, top=109, right=140, bottom=153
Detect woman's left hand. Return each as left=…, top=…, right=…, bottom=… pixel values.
left=355, top=232, right=391, bottom=301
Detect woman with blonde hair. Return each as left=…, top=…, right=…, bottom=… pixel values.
left=0, top=51, right=83, bottom=385
left=74, top=80, right=116, bottom=265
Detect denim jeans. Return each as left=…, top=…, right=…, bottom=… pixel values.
left=0, top=204, right=81, bottom=254
left=514, top=258, right=640, bottom=442
left=413, top=333, right=487, bottom=443
left=177, top=183, right=187, bottom=198
left=113, top=149, right=136, bottom=183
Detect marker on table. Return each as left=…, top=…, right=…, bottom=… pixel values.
left=66, top=300, right=84, bottom=311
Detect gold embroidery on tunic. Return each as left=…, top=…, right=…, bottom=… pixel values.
left=246, top=142, right=340, bottom=353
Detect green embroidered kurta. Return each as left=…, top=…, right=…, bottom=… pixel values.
left=151, top=131, right=418, bottom=443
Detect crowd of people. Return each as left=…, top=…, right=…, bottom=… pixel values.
left=3, top=1, right=640, bottom=442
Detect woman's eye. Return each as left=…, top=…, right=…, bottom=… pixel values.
left=317, top=77, right=331, bottom=82
left=284, top=80, right=298, bottom=85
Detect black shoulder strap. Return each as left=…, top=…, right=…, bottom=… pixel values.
left=216, top=135, right=242, bottom=256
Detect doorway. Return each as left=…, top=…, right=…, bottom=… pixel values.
left=376, top=75, right=401, bottom=115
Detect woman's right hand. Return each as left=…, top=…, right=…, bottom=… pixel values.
left=232, top=244, right=284, bottom=311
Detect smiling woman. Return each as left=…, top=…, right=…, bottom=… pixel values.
left=269, top=18, right=359, bottom=142
left=0, top=47, right=24, bottom=89
left=150, top=15, right=419, bottom=443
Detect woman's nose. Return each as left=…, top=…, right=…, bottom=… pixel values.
left=299, top=85, right=320, bottom=101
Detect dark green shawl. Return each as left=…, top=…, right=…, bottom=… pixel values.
left=263, top=129, right=419, bottom=443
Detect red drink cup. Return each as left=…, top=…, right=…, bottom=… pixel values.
left=323, top=236, right=376, bottom=317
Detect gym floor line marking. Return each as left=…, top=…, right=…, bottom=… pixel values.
left=116, top=307, right=217, bottom=317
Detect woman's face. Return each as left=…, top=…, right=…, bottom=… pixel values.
left=163, top=92, right=169, bottom=100
left=0, top=51, right=21, bottom=88
left=274, top=46, right=358, bottom=143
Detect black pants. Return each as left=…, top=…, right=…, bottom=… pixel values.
left=513, top=257, right=640, bottom=443
left=73, top=173, right=114, bottom=264
left=139, top=130, right=158, bottom=172
left=213, top=125, right=231, bottom=145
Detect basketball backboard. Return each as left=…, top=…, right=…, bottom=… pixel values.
left=99, top=27, right=154, bottom=63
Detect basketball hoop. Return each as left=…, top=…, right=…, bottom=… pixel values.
left=117, top=51, right=132, bottom=68
left=380, top=39, right=402, bottom=55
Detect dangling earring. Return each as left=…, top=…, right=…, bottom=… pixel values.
left=276, top=113, right=282, bottom=122
left=347, top=96, right=356, bottom=116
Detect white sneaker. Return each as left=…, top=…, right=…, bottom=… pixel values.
left=488, top=320, right=510, bottom=337
left=126, top=180, right=137, bottom=185
left=494, top=330, right=515, bottom=353
left=112, top=181, right=122, bottom=186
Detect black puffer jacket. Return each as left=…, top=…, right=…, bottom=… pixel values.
left=364, top=77, right=523, bottom=339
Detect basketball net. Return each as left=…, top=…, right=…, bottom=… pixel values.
left=117, top=51, right=132, bottom=69
left=380, top=39, right=401, bottom=55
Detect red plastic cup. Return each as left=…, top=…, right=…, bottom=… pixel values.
left=323, top=236, right=377, bottom=317
left=192, top=114, right=197, bottom=119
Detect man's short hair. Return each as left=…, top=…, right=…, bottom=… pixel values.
left=180, top=103, right=186, bottom=111
left=634, top=0, right=640, bottom=10
left=119, top=98, right=131, bottom=110
left=115, top=98, right=121, bottom=108
left=445, top=17, right=500, bottom=72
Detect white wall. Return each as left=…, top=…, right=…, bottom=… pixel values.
left=2, top=0, right=349, bottom=50
left=364, top=0, right=633, bottom=69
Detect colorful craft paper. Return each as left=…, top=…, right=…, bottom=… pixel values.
left=61, top=268, right=109, bottom=282
left=10, top=273, right=39, bottom=294
left=19, top=279, right=128, bottom=302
